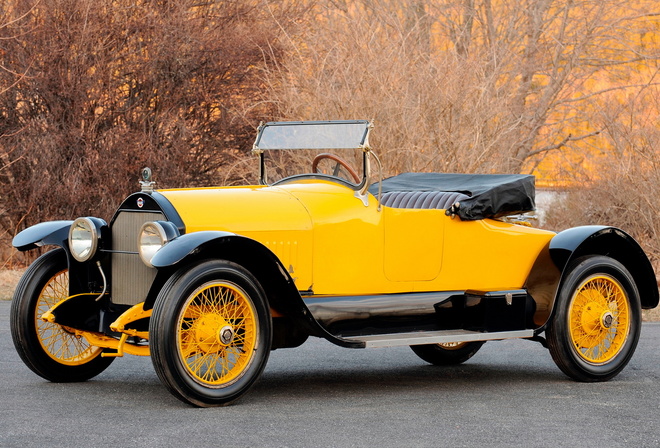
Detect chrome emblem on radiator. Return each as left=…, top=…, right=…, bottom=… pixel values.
left=137, top=198, right=144, bottom=208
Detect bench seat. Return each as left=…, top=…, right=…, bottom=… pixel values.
left=379, top=190, right=469, bottom=210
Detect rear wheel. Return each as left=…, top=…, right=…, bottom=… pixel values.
left=411, top=341, right=484, bottom=366
left=546, top=256, right=641, bottom=382
left=10, top=249, right=113, bottom=382
left=150, top=260, right=271, bottom=407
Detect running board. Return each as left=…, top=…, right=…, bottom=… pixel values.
left=343, top=329, right=535, bottom=348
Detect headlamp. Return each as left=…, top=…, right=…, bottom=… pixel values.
left=138, top=221, right=178, bottom=267
left=69, top=217, right=102, bottom=262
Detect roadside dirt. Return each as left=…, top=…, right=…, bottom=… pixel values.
left=645, top=304, right=660, bottom=321
left=0, top=268, right=24, bottom=301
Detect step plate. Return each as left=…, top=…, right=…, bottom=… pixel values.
left=344, top=329, right=535, bottom=348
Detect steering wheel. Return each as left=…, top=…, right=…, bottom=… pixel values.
left=311, top=153, right=360, bottom=184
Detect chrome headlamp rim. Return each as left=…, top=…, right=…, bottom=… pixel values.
left=138, top=221, right=178, bottom=267
left=68, top=217, right=100, bottom=262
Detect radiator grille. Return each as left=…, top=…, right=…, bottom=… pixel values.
left=111, top=211, right=164, bottom=305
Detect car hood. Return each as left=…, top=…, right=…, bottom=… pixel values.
left=158, top=185, right=313, bottom=234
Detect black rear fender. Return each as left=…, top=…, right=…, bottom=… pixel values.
left=526, top=226, right=658, bottom=330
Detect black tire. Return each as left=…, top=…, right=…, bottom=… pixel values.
left=10, top=248, right=114, bottom=382
left=546, top=255, right=641, bottom=382
left=411, top=341, right=484, bottom=366
left=150, top=260, right=272, bottom=407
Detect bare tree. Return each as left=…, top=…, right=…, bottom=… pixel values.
left=0, top=0, right=291, bottom=256
left=264, top=0, right=660, bottom=178
left=544, top=82, right=660, bottom=269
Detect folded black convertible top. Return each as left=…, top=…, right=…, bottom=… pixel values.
left=369, top=172, right=536, bottom=220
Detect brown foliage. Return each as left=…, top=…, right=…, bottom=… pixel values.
left=544, top=85, right=660, bottom=270
left=264, top=0, right=660, bottom=179
left=0, top=0, right=289, bottom=259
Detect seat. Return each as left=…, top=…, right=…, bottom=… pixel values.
left=379, top=190, right=469, bottom=210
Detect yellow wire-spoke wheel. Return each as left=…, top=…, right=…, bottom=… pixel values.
left=177, top=281, right=258, bottom=387
left=150, top=260, right=272, bottom=407
left=568, top=274, right=630, bottom=365
left=10, top=248, right=114, bottom=383
left=36, top=270, right=104, bottom=365
left=436, top=341, right=469, bottom=351
left=546, top=255, right=641, bottom=383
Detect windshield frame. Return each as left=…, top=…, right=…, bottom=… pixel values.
left=252, top=120, right=373, bottom=189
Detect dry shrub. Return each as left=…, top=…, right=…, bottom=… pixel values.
left=544, top=86, right=660, bottom=273
left=0, top=266, right=24, bottom=300
left=264, top=0, right=660, bottom=179
left=264, top=3, right=522, bottom=177
left=0, top=0, right=293, bottom=264
left=544, top=166, right=660, bottom=267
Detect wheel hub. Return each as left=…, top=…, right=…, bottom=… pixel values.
left=219, top=325, right=234, bottom=345
left=601, top=311, right=614, bottom=329
left=194, top=314, right=234, bottom=353
left=580, top=301, right=605, bottom=334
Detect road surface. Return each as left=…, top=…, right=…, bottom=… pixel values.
left=1, top=301, right=658, bottom=447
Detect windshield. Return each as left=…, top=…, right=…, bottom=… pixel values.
left=254, top=120, right=370, bottom=151
left=253, top=120, right=372, bottom=186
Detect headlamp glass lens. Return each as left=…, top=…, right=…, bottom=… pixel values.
left=69, top=218, right=97, bottom=262
left=138, top=222, right=166, bottom=267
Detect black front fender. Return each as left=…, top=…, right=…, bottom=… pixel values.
left=150, top=230, right=236, bottom=268
left=12, top=220, right=73, bottom=251
left=12, top=220, right=107, bottom=296
left=144, top=231, right=363, bottom=348
left=146, top=231, right=299, bottom=314
left=146, top=231, right=291, bottom=312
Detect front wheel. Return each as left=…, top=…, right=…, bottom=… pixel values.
left=150, top=260, right=272, bottom=407
left=546, top=255, right=641, bottom=382
left=10, top=248, right=114, bottom=382
left=411, top=341, right=484, bottom=366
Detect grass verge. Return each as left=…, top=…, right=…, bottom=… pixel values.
left=0, top=268, right=24, bottom=301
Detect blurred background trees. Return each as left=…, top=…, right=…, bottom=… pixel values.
left=0, top=0, right=290, bottom=261
left=265, top=0, right=659, bottom=177
left=1, top=0, right=660, bottom=267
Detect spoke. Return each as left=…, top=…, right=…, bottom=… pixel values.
left=570, top=275, right=631, bottom=363
left=35, top=270, right=100, bottom=364
left=179, top=281, right=258, bottom=385
left=188, top=353, right=208, bottom=374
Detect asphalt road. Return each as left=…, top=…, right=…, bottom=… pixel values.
left=1, top=300, right=659, bottom=448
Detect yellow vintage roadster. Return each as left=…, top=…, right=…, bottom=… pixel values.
left=10, top=120, right=659, bottom=406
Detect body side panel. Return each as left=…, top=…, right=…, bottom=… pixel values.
left=439, top=217, right=554, bottom=292
left=278, top=180, right=555, bottom=295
